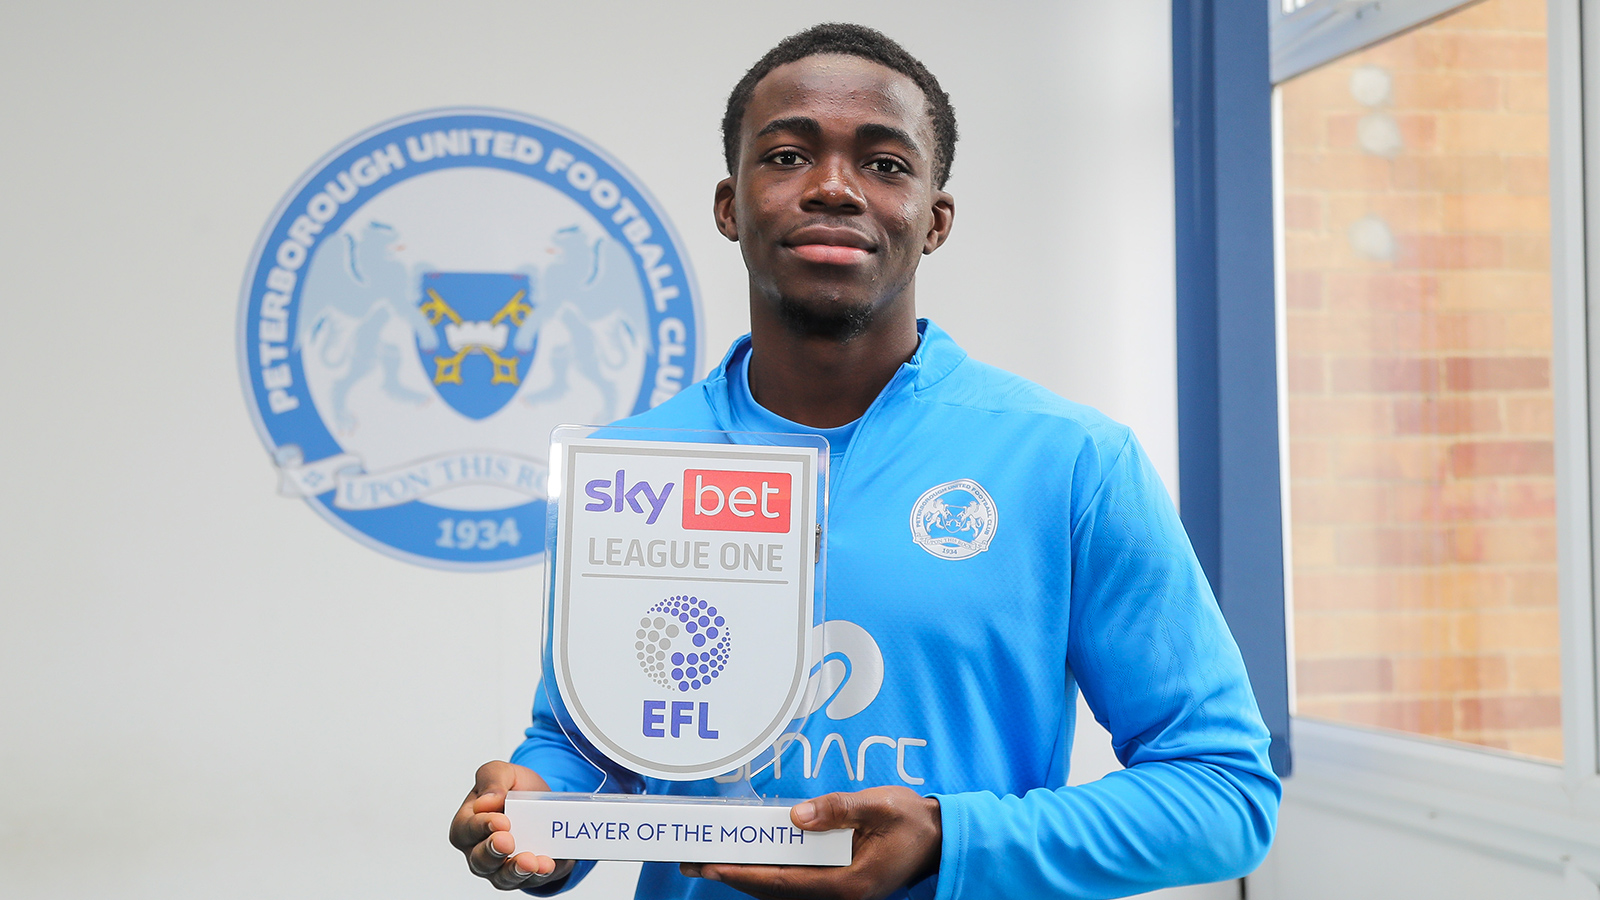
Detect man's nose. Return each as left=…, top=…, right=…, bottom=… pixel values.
left=802, top=157, right=864, bottom=210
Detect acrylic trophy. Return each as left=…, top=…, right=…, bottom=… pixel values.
left=504, top=425, right=851, bottom=866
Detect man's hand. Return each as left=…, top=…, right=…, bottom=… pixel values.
left=680, top=786, right=941, bottom=900
left=449, top=761, right=576, bottom=892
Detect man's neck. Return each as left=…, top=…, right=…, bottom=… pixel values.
left=745, top=298, right=920, bottom=429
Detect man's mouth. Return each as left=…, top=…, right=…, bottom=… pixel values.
left=783, top=226, right=875, bottom=265
left=789, top=244, right=871, bottom=264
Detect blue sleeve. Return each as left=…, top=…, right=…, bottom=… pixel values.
left=508, top=659, right=646, bottom=894
left=931, top=433, right=1280, bottom=899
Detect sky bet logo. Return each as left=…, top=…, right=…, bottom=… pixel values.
left=584, top=469, right=791, bottom=532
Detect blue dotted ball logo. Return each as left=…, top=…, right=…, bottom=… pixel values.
left=637, top=595, right=731, bottom=691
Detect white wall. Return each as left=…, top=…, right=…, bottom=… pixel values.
left=1249, top=796, right=1572, bottom=900
left=0, top=2, right=1178, bottom=898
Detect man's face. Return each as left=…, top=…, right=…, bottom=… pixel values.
left=715, top=54, right=954, bottom=339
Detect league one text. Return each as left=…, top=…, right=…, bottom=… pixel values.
left=508, top=433, right=850, bottom=866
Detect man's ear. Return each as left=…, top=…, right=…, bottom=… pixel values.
left=923, top=190, right=955, bottom=255
left=713, top=177, right=739, bottom=242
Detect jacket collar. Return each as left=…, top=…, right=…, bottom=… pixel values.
left=701, top=318, right=968, bottom=426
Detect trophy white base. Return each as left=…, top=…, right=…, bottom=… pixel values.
left=504, top=791, right=853, bottom=866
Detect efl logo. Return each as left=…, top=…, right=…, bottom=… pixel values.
left=682, top=470, right=790, bottom=533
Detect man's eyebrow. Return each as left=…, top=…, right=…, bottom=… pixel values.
left=856, top=122, right=921, bottom=155
left=754, top=116, right=822, bottom=141
left=752, top=118, right=923, bottom=156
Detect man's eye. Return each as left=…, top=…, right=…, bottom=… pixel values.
left=868, top=158, right=907, bottom=174
left=769, top=151, right=806, bottom=166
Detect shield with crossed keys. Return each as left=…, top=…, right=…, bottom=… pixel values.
left=414, top=272, right=538, bottom=420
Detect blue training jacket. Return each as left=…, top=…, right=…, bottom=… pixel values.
left=513, top=320, right=1280, bottom=900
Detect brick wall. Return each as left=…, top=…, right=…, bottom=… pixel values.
left=1280, top=0, right=1558, bottom=759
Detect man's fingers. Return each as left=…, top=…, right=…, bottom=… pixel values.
left=449, top=802, right=484, bottom=852
left=467, top=833, right=510, bottom=878
left=689, top=789, right=940, bottom=899
left=486, top=852, right=539, bottom=890
left=472, top=761, right=518, bottom=798
left=471, top=761, right=550, bottom=814
left=451, top=763, right=574, bottom=890
left=450, top=763, right=514, bottom=852
left=452, top=762, right=550, bottom=851
left=488, top=854, right=571, bottom=891
left=791, top=791, right=858, bottom=831
left=450, top=804, right=507, bottom=852
left=471, top=832, right=572, bottom=890
left=793, top=786, right=931, bottom=832
left=467, top=755, right=531, bottom=813
left=698, top=863, right=834, bottom=900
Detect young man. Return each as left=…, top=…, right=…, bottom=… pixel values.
left=450, top=23, right=1280, bottom=900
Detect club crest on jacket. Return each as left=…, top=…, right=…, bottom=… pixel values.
left=910, top=479, right=998, bottom=560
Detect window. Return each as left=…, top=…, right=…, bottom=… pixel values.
left=1278, top=0, right=1559, bottom=761
left=1210, top=0, right=1600, bottom=871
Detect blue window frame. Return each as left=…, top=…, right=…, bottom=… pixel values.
left=1172, top=0, right=1293, bottom=776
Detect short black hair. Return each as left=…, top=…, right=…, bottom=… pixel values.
left=721, top=23, right=959, bottom=189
